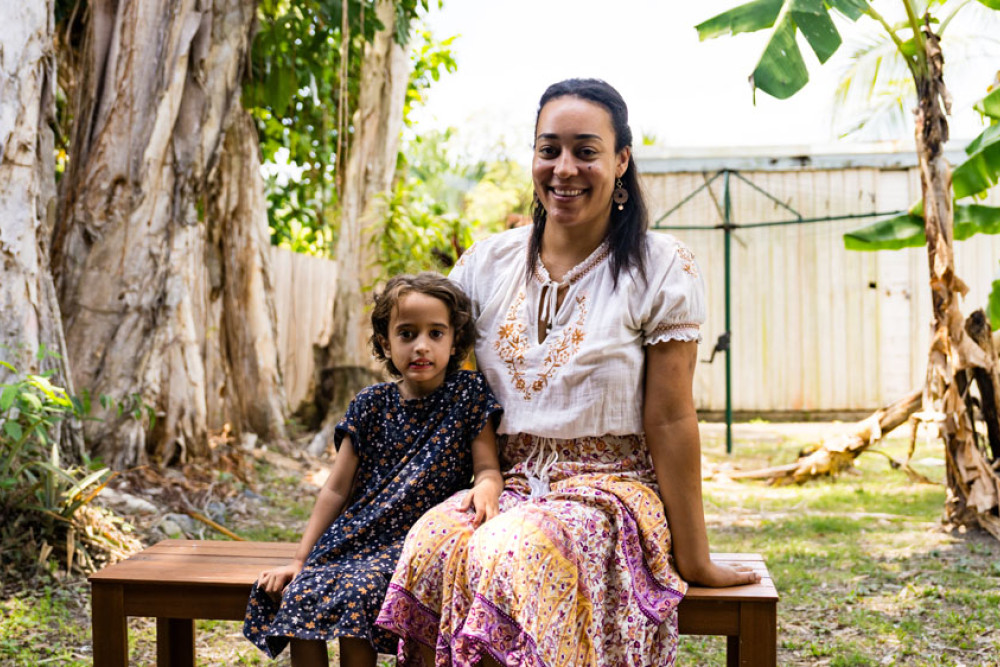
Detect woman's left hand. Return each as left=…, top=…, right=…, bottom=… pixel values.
left=688, top=561, right=761, bottom=588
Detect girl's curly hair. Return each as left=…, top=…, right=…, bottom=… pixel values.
left=369, top=272, right=476, bottom=378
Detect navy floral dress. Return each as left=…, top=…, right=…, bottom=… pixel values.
left=243, top=370, right=502, bottom=657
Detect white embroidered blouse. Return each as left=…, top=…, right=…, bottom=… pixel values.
left=449, top=226, right=705, bottom=439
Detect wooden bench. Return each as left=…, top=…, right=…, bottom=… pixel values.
left=90, top=539, right=778, bottom=666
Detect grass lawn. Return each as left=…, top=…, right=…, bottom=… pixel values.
left=1, top=421, right=997, bottom=666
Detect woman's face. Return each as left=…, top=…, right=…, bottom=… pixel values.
left=532, top=95, right=630, bottom=236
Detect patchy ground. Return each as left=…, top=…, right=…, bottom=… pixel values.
left=2, top=423, right=999, bottom=666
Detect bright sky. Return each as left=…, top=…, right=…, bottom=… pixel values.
left=409, top=0, right=998, bottom=162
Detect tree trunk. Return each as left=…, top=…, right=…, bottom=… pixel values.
left=310, top=0, right=409, bottom=454
left=914, top=31, right=1000, bottom=539
left=51, top=0, right=279, bottom=469
left=207, top=109, right=288, bottom=444
left=0, top=0, right=82, bottom=459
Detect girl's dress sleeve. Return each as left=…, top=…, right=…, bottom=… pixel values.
left=334, top=386, right=374, bottom=453
left=630, top=236, right=707, bottom=346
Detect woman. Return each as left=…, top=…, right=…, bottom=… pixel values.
left=376, top=78, right=758, bottom=667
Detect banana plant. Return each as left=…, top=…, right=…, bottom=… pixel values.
left=698, top=0, right=1000, bottom=540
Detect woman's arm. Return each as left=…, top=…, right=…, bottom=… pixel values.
left=459, top=418, right=503, bottom=525
left=257, top=435, right=361, bottom=596
left=643, top=339, right=760, bottom=587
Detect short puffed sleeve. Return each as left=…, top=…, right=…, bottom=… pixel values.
left=333, top=384, right=380, bottom=454
left=629, top=234, right=706, bottom=346
left=448, top=240, right=482, bottom=317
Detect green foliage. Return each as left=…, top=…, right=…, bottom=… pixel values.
left=370, top=130, right=531, bottom=284
left=844, top=82, right=1000, bottom=251
left=0, top=350, right=151, bottom=575
left=843, top=202, right=1000, bottom=250
left=696, top=0, right=869, bottom=99
left=987, top=265, right=1000, bottom=330
left=404, top=27, right=458, bottom=127
left=247, top=0, right=448, bottom=258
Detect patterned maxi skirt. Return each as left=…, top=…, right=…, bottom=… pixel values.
left=376, top=434, right=687, bottom=666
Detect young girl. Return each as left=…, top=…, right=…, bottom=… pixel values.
left=243, top=272, right=504, bottom=667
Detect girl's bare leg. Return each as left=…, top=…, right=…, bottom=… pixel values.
left=339, top=637, right=378, bottom=667
left=290, top=638, right=329, bottom=667
left=419, top=644, right=436, bottom=667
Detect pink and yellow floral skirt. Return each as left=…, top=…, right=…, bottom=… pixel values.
left=376, top=434, right=687, bottom=666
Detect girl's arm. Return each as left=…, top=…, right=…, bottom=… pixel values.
left=257, top=435, right=361, bottom=597
left=459, top=418, right=503, bottom=525
left=643, top=339, right=760, bottom=588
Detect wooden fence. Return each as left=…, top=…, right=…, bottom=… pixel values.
left=270, top=247, right=338, bottom=412
left=639, top=148, right=1000, bottom=416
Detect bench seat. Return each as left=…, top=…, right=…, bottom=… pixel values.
left=90, top=539, right=778, bottom=666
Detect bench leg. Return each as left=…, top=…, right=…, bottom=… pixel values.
left=727, top=601, right=777, bottom=667
left=156, top=618, right=195, bottom=667
left=92, top=583, right=128, bottom=667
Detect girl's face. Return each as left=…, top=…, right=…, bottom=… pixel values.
left=383, top=291, right=456, bottom=399
left=532, top=96, right=630, bottom=237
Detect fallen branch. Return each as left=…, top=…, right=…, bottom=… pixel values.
left=727, top=388, right=924, bottom=485
left=185, top=510, right=244, bottom=541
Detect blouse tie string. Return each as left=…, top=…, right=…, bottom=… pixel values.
left=538, top=279, right=567, bottom=332
left=525, top=436, right=559, bottom=499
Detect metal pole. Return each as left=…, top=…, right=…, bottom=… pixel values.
left=723, top=170, right=733, bottom=455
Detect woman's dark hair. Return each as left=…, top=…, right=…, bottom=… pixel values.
left=529, top=78, right=649, bottom=286
left=370, top=272, right=476, bottom=377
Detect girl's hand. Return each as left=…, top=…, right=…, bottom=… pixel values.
left=459, top=478, right=501, bottom=526
left=257, top=561, right=304, bottom=601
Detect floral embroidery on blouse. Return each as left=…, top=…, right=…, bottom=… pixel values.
left=454, top=242, right=478, bottom=268
left=676, top=245, right=698, bottom=277
left=494, top=290, right=589, bottom=400
left=531, top=245, right=610, bottom=286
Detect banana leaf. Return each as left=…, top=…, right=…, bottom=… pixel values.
left=843, top=203, right=1000, bottom=250
left=697, top=0, right=869, bottom=99
left=988, top=276, right=1000, bottom=331
left=974, top=87, right=1000, bottom=119
left=953, top=124, right=1000, bottom=199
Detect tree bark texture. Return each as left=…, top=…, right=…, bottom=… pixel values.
left=311, top=0, right=409, bottom=454
left=206, top=109, right=287, bottom=444
left=914, top=32, right=1000, bottom=539
left=51, top=0, right=282, bottom=468
left=0, top=1, right=82, bottom=458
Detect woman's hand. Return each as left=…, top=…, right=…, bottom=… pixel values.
left=459, top=476, right=502, bottom=526
left=686, top=560, right=761, bottom=588
left=257, top=561, right=304, bottom=602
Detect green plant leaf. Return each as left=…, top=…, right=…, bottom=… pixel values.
left=825, top=0, right=870, bottom=21
left=1, top=385, right=17, bottom=412
left=988, top=276, right=1000, bottom=331
left=0, top=360, right=16, bottom=372
left=752, top=12, right=811, bottom=99
left=696, top=0, right=783, bottom=39
left=843, top=204, right=1000, bottom=250
left=792, top=0, right=841, bottom=63
left=3, top=420, right=23, bottom=442
left=20, top=393, right=42, bottom=411
left=953, top=127, right=1000, bottom=199
left=973, top=87, right=1000, bottom=120
left=974, top=0, right=1000, bottom=10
